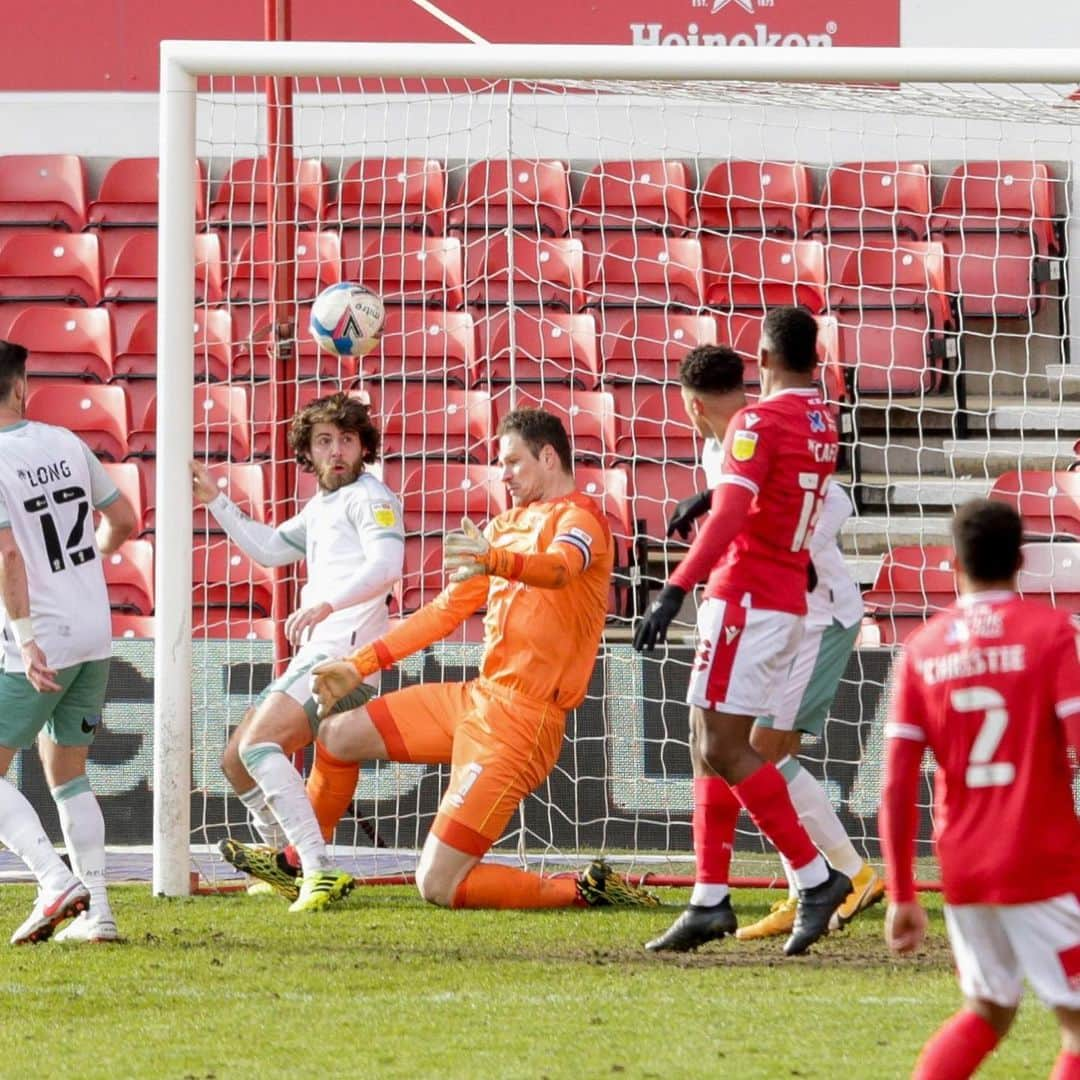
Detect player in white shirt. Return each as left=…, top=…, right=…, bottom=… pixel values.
left=0, top=339, right=137, bottom=944
left=192, top=392, right=404, bottom=908
left=666, top=359, right=882, bottom=943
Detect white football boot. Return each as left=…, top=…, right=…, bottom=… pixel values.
left=10, top=879, right=90, bottom=945
left=54, top=908, right=120, bottom=943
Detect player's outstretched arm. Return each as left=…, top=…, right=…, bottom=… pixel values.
left=0, top=526, right=60, bottom=693
left=95, top=492, right=137, bottom=556
left=190, top=460, right=305, bottom=568
left=312, top=574, right=489, bottom=718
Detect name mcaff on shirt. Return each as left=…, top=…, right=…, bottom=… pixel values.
left=917, top=644, right=1027, bottom=687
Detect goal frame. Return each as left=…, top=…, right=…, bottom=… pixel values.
left=155, top=41, right=1080, bottom=896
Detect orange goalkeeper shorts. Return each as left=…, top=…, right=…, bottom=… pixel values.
left=366, top=678, right=566, bottom=857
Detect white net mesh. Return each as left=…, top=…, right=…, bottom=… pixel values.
left=160, top=70, right=1077, bottom=887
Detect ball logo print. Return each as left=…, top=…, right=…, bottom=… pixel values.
left=309, top=282, right=385, bottom=357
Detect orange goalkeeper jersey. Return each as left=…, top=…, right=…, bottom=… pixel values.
left=374, top=490, right=613, bottom=710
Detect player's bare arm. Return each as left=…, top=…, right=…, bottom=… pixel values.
left=0, top=525, right=60, bottom=693
left=94, top=492, right=137, bottom=557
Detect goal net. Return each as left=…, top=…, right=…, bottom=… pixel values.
left=145, top=43, right=1080, bottom=895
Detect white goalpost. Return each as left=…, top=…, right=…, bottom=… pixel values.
left=154, top=42, right=1080, bottom=896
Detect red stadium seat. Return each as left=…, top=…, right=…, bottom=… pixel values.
left=193, top=462, right=269, bottom=534
left=694, top=160, right=812, bottom=236
left=128, top=386, right=251, bottom=460
left=599, top=311, right=717, bottom=383
left=494, top=386, right=617, bottom=465
left=395, top=462, right=507, bottom=535
left=476, top=309, right=599, bottom=388
left=100, top=461, right=144, bottom=534
left=9, top=305, right=113, bottom=382
left=702, top=235, right=827, bottom=312
left=930, top=161, right=1059, bottom=318
left=101, top=231, right=224, bottom=304
left=227, top=229, right=341, bottom=303
left=248, top=381, right=362, bottom=458
left=632, top=460, right=703, bottom=546
left=809, top=161, right=931, bottom=242
left=379, top=385, right=493, bottom=460
left=582, top=234, right=704, bottom=308
left=448, top=159, right=571, bottom=236
left=88, top=157, right=207, bottom=227
left=362, top=307, right=476, bottom=386
left=333, top=157, right=446, bottom=234
left=26, top=381, right=128, bottom=460
left=0, top=232, right=101, bottom=306
left=573, top=465, right=634, bottom=551
left=0, top=154, right=87, bottom=231
left=193, top=539, right=275, bottom=618
left=111, top=613, right=155, bottom=640
left=571, top=160, right=692, bottom=233
left=863, top=544, right=956, bottom=642
left=988, top=470, right=1080, bottom=540
left=828, top=242, right=953, bottom=395
left=208, top=157, right=328, bottom=227
left=103, top=539, right=155, bottom=615
left=465, top=233, right=584, bottom=311
left=114, top=306, right=234, bottom=382
left=343, top=232, right=464, bottom=309
left=611, top=383, right=698, bottom=461
left=1017, top=542, right=1080, bottom=614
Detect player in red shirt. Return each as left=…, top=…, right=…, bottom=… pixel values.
left=882, top=499, right=1080, bottom=1080
left=635, top=306, right=851, bottom=957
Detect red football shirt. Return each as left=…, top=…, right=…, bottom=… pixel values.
left=886, top=591, right=1080, bottom=905
left=686, top=387, right=838, bottom=615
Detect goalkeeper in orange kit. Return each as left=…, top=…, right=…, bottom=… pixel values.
left=228, top=407, right=657, bottom=911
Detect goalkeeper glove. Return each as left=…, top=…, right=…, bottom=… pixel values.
left=633, top=584, right=687, bottom=652
left=443, top=517, right=490, bottom=583
left=666, top=490, right=712, bottom=541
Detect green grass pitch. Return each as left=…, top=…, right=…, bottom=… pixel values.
left=0, top=885, right=1060, bottom=1079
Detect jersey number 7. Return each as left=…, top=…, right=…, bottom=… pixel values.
left=22, top=487, right=96, bottom=574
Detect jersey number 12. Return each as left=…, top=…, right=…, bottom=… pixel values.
left=23, top=487, right=95, bottom=574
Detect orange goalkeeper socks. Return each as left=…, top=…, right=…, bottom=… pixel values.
left=451, top=863, right=583, bottom=909
left=305, top=741, right=360, bottom=843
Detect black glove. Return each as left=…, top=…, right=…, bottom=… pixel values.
left=807, top=558, right=819, bottom=593
left=633, top=584, right=687, bottom=652
left=666, top=490, right=712, bottom=540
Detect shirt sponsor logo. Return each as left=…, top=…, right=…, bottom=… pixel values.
left=730, top=430, right=758, bottom=462
left=370, top=501, right=398, bottom=528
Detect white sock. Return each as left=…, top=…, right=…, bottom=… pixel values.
left=781, top=856, right=798, bottom=901
left=790, top=853, right=829, bottom=891
left=689, top=882, right=730, bottom=906
left=239, top=743, right=331, bottom=875
left=237, top=784, right=286, bottom=849
left=784, top=762, right=864, bottom=881
left=0, top=776, right=74, bottom=895
left=52, top=777, right=110, bottom=915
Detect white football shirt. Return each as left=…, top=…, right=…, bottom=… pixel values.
left=275, top=471, right=404, bottom=653
left=701, top=434, right=862, bottom=628
left=0, top=420, right=119, bottom=671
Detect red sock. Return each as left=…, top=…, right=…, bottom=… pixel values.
left=1051, top=1051, right=1080, bottom=1080
left=912, top=1010, right=1000, bottom=1080
left=694, top=776, right=740, bottom=885
left=451, top=863, right=583, bottom=909
left=305, top=741, right=360, bottom=843
left=732, top=762, right=818, bottom=871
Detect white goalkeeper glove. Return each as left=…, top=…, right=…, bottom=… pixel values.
left=443, top=517, right=490, bottom=583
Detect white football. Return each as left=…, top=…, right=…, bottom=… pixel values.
left=309, top=282, right=385, bottom=357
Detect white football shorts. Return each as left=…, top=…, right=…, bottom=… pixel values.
left=945, top=893, right=1080, bottom=1009
left=685, top=597, right=802, bottom=718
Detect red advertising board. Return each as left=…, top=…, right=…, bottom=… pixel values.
left=4, top=0, right=898, bottom=92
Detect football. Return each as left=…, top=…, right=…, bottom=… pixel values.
left=309, top=282, right=385, bottom=357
